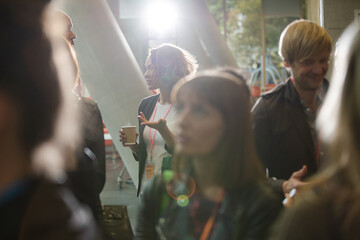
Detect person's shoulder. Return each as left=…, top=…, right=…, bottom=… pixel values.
left=138, top=94, right=159, bottom=109
left=260, top=82, right=287, bottom=100
left=141, top=94, right=159, bottom=103
left=252, top=81, right=291, bottom=114
left=77, top=96, right=98, bottom=108
left=76, top=95, right=100, bottom=112
left=80, top=96, right=97, bottom=105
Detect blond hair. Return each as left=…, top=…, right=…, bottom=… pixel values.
left=279, top=19, right=333, bottom=64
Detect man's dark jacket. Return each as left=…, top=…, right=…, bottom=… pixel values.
left=251, top=79, right=328, bottom=180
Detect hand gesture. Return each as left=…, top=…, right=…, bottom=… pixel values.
left=282, top=165, right=310, bottom=194
left=138, top=112, right=167, bottom=132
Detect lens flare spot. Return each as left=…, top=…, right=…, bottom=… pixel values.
left=177, top=194, right=189, bottom=207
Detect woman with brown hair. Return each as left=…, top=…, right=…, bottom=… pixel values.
left=119, top=43, right=197, bottom=196
left=135, top=69, right=282, bottom=240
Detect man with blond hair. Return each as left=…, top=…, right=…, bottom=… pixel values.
left=252, top=20, right=333, bottom=196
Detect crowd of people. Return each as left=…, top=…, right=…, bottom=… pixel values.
left=1, top=0, right=360, bottom=239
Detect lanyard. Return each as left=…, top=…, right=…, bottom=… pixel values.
left=199, top=189, right=225, bottom=240
left=148, top=99, right=172, bottom=161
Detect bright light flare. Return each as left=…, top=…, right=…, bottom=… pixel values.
left=145, top=1, right=178, bottom=38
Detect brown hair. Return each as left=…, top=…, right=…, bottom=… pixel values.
left=149, top=43, right=198, bottom=92
left=171, top=69, right=266, bottom=190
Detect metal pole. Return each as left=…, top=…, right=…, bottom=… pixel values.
left=260, top=0, right=266, bottom=92
left=223, top=0, right=227, bottom=40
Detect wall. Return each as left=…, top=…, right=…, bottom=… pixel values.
left=307, top=0, right=360, bottom=42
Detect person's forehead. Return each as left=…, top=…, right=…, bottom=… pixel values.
left=55, top=11, right=72, bottom=27
left=298, top=49, right=330, bottom=61
left=63, top=15, right=72, bottom=27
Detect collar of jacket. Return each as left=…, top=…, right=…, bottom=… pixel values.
left=283, top=78, right=329, bottom=104
left=283, top=79, right=298, bottom=104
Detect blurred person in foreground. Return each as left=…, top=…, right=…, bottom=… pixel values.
left=270, top=21, right=360, bottom=240
left=135, top=69, right=282, bottom=240
left=0, top=1, right=101, bottom=239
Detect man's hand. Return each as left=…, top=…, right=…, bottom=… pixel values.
left=282, top=165, right=309, bottom=194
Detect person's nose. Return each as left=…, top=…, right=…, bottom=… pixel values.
left=144, top=69, right=150, bottom=79
left=70, top=30, right=76, bottom=40
left=177, top=109, right=190, bottom=130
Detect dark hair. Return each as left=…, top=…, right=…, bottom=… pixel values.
left=0, top=1, right=61, bottom=154
left=172, top=69, right=266, bottom=190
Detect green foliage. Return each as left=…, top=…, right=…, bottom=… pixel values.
left=205, top=0, right=298, bottom=69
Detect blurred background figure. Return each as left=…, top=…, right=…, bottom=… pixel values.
left=0, top=1, right=101, bottom=239
left=48, top=9, right=106, bottom=220
left=53, top=10, right=76, bottom=45
left=135, top=69, right=282, bottom=239
left=119, top=44, right=197, bottom=197
left=60, top=38, right=106, bottom=221
left=51, top=10, right=83, bottom=95
left=270, top=21, right=360, bottom=239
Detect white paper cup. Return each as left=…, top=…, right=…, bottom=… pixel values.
left=122, top=126, right=137, bottom=145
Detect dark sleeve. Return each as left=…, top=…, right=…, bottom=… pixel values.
left=252, top=99, right=287, bottom=198
left=241, top=184, right=283, bottom=240
left=92, top=103, right=106, bottom=194
left=252, top=98, right=273, bottom=172
left=269, top=198, right=332, bottom=240
left=133, top=100, right=145, bottom=162
left=134, top=176, right=163, bottom=240
left=132, top=152, right=140, bottom=161
left=164, top=144, right=174, bottom=155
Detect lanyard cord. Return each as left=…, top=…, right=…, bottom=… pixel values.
left=199, top=189, right=225, bottom=240
left=148, top=99, right=173, bottom=161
